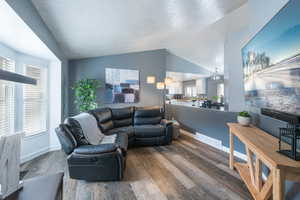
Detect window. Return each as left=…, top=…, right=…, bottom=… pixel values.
left=23, top=65, right=47, bottom=135
left=0, top=56, right=15, bottom=136
left=185, top=86, right=197, bottom=97
left=0, top=54, right=48, bottom=137
left=217, top=83, right=224, bottom=97
left=217, top=83, right=224, bottom=103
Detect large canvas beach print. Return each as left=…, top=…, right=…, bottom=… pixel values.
left=242, top=0, right=300, bottom=114
left=105, top=68, right=140, bottom=104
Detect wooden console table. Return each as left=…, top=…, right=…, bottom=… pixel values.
left=227, top=123, right=300, bottom=200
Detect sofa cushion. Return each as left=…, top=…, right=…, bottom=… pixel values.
left=134, top=125, right=165, bottom=138
left=101, top=134, right=117, bottom=144
left=115, top=133, right=128, bottom=152
left=89, top=108, right=114, bottom=133
left=107, top=126, right=135, bottom=138
left=134, top=106, right=162, bottom=117
left=111, top=107, right=134, bottom=128
left=134, top=116, right=162, bottom=126
left=134, top=106, right=163, bottom=125
left=113, top=118, right=132, bottom=128
left=74, top=144, right=118, bottom=155
left=64, top=118, right=89, bottom=145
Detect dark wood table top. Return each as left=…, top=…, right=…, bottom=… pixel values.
left=6, top=172, right=63, bottom=200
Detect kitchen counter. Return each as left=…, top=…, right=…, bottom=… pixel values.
left=168, top=100, right=226, bottom=111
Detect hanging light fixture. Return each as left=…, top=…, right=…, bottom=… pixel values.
left=156, top=82, right=165, bottom=90
left=211, top=67, right=221, bottom=81
left=164, top=77, right=173, bottom=85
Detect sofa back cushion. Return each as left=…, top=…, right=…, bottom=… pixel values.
left=55, top=124, right=78, bottom=155
left=89, top=108, right=114, bottom=133
left=111, top=107, right=134, bottom=128
left=64, top=118, right=90, bottom=145
left=134, top=106, right=163, bottom=125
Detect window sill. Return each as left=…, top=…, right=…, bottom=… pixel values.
left=23, top=130, right=48, bottom=140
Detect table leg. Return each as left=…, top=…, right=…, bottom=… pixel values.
left=229, top=131, right=234, bottom=170
left=273, top=169, right=285, bottom=200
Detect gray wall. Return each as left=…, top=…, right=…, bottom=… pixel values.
left=224, top=0, right=292, bottom=142
left=166, top=51, right=210, bottom=75
left=68, top=49, right=166, bottom=115
left=166, top=104, right=245, bottom=152
left=206, top=78, right=224, bottom=100
left=68, top=50, right=211, bottom=115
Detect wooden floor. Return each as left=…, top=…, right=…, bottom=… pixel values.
left=21, top=131, right=252, bottom=200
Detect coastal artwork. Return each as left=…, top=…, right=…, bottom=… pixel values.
left=105, top=68, right=139, bottom=104
left=242, top=0, right=300, bottom=114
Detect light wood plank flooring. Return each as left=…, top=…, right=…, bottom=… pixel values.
left=21, top=131, right=252, bottom=200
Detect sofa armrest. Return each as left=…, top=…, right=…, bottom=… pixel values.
left=73, top=144, right=118, bottom=155
left=160, top=119, right=173, bottom=144
left=160, top=119, right=173, bottom=127
left=67, top=147, right=125, bottom=181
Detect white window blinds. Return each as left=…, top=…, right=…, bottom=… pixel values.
left=0, top=57, right=15, bottom=136
left=23, top=65, right=47, bottom=135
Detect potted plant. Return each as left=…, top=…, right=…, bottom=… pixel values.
left=211, top=96, right=219, bottom=103
left=73, top=78, right=101, bottom=112
left=237, top=111, right=251, bottom=126
left=191, top=97, right=197, bottom=106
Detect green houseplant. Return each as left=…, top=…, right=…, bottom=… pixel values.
left=73, top=78, right=101, bottom=112
left=237, top=111, right=251, bottom=126
left=211, top=96, right=219, bottom=103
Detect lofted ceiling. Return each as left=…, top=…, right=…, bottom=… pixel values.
left=31, top=0, right=248, bottom=71
left=166, top=71, right=209, bottom=82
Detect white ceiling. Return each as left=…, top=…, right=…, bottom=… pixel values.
left=167, top=71, right=209, bottom=82
left=0, top=1, right=57, bottom=60
left=31, top=0, right=248, bottom=70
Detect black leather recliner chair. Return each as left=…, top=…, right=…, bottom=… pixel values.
left=56, top=106, right=173, bottom=181
left=56, top=119, right=127, bottom=181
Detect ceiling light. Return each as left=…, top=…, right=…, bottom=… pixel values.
left=156, top=82, right=165, bottom=90
left=164, top=77, right=173, bottom=85
left=211, top=67, right=221, bottom=81
left=147, top=76, right=156, bottom=84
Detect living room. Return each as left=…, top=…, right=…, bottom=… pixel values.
left=0, top=0, right=300, bottom=200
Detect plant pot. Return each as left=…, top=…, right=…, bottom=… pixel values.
left=237, top=116, right=251, bottom=126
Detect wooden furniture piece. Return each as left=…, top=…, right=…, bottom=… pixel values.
left=227, top=123, right=300, bottom=200
left=0, top=133, right=23, bottom=199
left=6, top=173, right=63, bottom=200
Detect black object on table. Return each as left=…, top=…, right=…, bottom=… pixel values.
left=261, top=108, right=300, bottom=161
left=5, top=172, right=63, bottom=200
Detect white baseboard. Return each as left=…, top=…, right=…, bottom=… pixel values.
left=222, top=146, right=248, bottom=161
left=49, top=145, right=61, bottom=152
left=21, top=145, right=61, bottom=164
left=21, top=147, right=50, bottom=164
left=183, top=130, right=248, bottom=161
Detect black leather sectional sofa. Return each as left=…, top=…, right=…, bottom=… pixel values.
left=56, top=106, right=173, bottom=181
